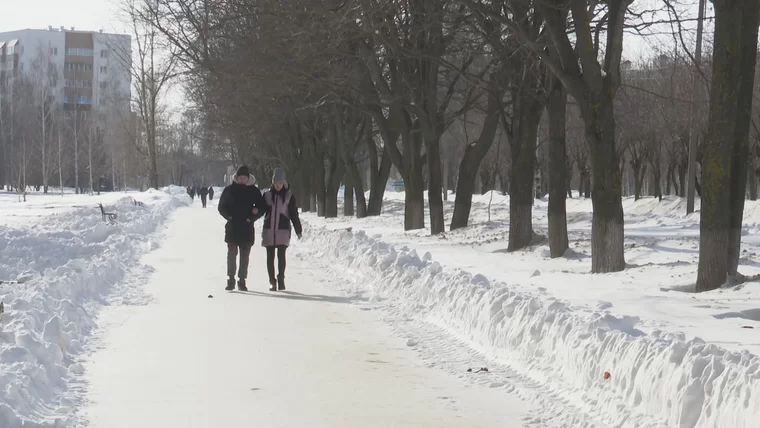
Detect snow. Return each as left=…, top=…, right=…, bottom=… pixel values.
left=78, top=200, right=530, bottom=427
left=0, top=189, right=144, bottom=228
left=0, top=186, right=190, bottom=428
left=301, top=191, right=760, bottom=428
left=3, top=184, right=760, bottom=427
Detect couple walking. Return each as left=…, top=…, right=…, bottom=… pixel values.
left=217, top=165, right=302, bottom=292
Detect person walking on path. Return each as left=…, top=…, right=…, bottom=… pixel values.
left=218, top=165, right=266, bottom=291
left=199, top=185, right=209, bottom=208
left=208, top=186, right=215, bottom=200
left=261, top=168, right=302, bottom=291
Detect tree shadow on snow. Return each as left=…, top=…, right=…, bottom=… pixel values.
left=230, top=290, right=356, bottom=304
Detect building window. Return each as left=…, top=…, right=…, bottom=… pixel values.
left=98, top=113, right=106, bottom=121
left=100, top=81, right=107, bottom=90
left=100, top=66, right=107, bottom=74
left=65, top=63, right=93, bottom=72
left=64, top=79, right=92, bottom=88
left=65, top=48, right=94, bottom=56
left=100, top=50, right=108, bottom=58
left=77, top=96, right=92, bottom=104
left=50, top=47, right=58, bottom=56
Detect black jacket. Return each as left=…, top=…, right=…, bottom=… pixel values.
left=218, top=175, right=266, bottom=245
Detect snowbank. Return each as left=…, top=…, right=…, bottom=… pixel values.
left=302, top=225, right=760, bottom=428
left=0, top=186, right=190, bottom=428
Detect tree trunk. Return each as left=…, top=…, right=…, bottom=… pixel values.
left=450, top=91, right=502, bottom=230
left=698, top=0, right=759, bottom=291
left=726, top=0, right=760, bottom=278
left=41, top=104, right=47, bottom=194
left=315, top=157, right=326, bottom=217
left=346, top=159, right=367, bottom=218
left=632, top=162, right=644, bottom=201
left=584, top=98, right=625, bottom=273
left=749, top=149, right=758, bottom=201
left=405, top=169, right=425, bottom=231
left=88, top=123, right=94, bottom=194
left=299, top=155, right=313, bottom=212
left=367, top=148, right=391, bottom=216
left=325, top=184, right=339, bottom=218
left=426, top=137, right=445, bottom=235
left=666, top=164, right=674, bottom=196
left=653, top=170, right=663, bottom=201
left=400, top=128, right=425, bottom=230
left=442, top=159, right=449, bottom=201
left=547, top=83, right=569, bottom=258
left=678, top=164, right=687, bottom=197
left=58, top=125, right=63, bottom=196
left=324, top=154, right=344, bottom=219
left=344, top=177, right=354, bottom=217
left=507, top=98, right=542, bottom=252
left=74, top=111, right=80, bottom=194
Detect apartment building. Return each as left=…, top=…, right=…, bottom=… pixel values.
left=0, top=26, right=131, bottom=118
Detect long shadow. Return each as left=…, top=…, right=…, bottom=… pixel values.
left=230, top=289, right=357, bottom=304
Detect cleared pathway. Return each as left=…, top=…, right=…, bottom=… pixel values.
left=80, top=200, right=528, bottom=427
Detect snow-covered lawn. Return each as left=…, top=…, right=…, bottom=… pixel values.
left=3, top=185, right=759, bottom=428
left=0, top=189, right=147, bottom=229
left=301, top=191, right=760, bottom=428
left=0, top=187, right=189, bottom=427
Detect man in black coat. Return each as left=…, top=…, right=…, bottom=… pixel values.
left=217, top=165, right=266, bottom=291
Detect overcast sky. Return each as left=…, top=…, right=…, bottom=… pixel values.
left=1, top=0, right=128, bottom=35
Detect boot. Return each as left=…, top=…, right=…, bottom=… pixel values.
left=269, top=277, right=277, bottom=292
left=277, top=275, right=285, bottom=291
left=226, top=277, right=235, bottom=291
left=237, top=279, right=248, bottom=292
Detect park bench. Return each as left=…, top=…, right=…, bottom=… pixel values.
left=99, top=203, right=118, bottom=224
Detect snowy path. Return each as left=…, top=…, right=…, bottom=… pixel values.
left=78, top=203, right=529, bottom=427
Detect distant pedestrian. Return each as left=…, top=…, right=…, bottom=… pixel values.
left=208, top=186, right=215, bottom=200
left=218, top=166, right=266, bottom=291
left=200, top=186, right=209, bottom=208
left=261, top=168, right=302, bottom=291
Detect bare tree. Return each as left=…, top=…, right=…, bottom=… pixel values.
left=697, top=0, right=760, bottom=291
left=114, top=0, right=177, bottom=189
left=30, top=44, right=60, bottom=193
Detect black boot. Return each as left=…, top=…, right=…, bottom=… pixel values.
left=237, top=279, right=248, bottom=292
left=269, top=277, right=277, bottom=292
left=277, top=275, right=285, bottom=291
left=226, top=277, right=235, bottom=291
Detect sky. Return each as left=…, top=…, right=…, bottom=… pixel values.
left=0, top=0, right=128, bottom=36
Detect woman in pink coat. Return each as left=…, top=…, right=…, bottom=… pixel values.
left=261, top=168, right=303, bottom=291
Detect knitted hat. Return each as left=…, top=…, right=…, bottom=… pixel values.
left=272, top=168, right=287, bottom=183
left=236, top=165, right=249, bottom=177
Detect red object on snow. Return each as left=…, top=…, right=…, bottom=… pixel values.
left=603, top=371, right=611, bottom=380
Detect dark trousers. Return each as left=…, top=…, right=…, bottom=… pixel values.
left=201, top=195, right=207, bottom=207
left=266, top=245, right=287, bottom=280
left=227, top=243, right=251, bottom=279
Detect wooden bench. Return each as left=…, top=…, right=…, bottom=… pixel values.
left=99, top=203, right=118, bottom=224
